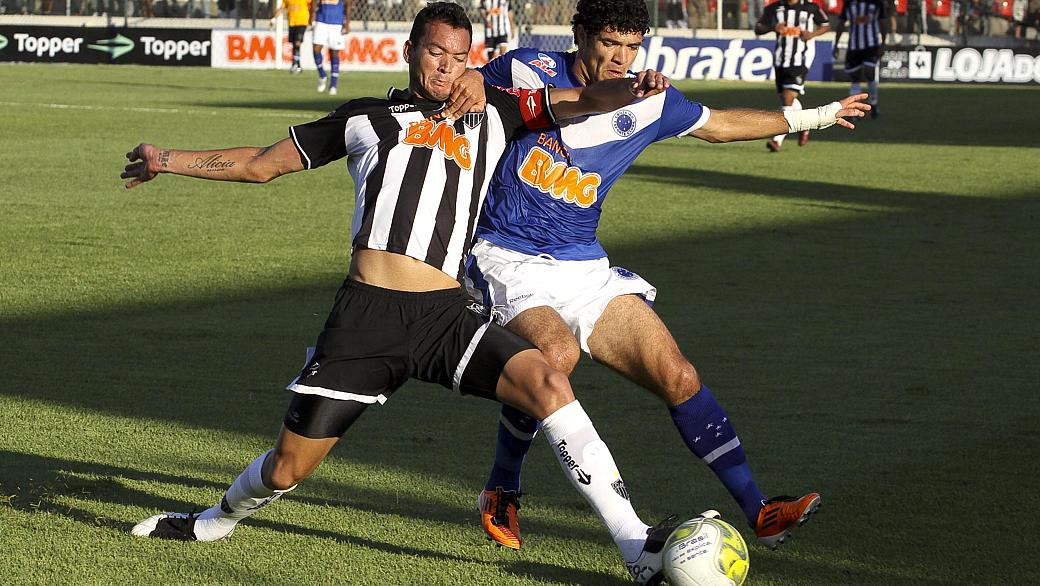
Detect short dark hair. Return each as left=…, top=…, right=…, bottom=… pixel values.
left=571, top=0, right=651, bottom=37
left=409, top=2, right=473, bottom=46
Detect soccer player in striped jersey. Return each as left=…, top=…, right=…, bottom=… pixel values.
left=121, top=4, right=697, bottom=582
left=271, top=0, right=310, bottom=73
left=755, top=0, right=830, bottom=151
left=833, top=0, right=888, bottom=118
left=449, top=0, right=867, bottom=558
left=310, top=0, right=350, bottom=95
left=480, top=0, right=515, bottom=60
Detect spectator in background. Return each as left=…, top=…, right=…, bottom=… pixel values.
left=665, top=0, right=689, bottom=28
left=480, top=0, right=515, bottom=60
left=272, top=0, right=311, bottom=72
left=906, top=0, right=926, bottom=36
left=1012, top=0, right=1027, bottom=38
left=310, top=0, right=351, bottom=96
left=747, top=0, right=764, bottom=30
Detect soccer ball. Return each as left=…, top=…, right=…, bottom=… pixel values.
left=662, top=514, right=749, bottom=586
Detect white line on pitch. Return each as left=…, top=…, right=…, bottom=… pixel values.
left=0, top=101, right=314, bottom=119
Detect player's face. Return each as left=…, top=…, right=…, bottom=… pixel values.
left=404, top=21, right=471, bottom=102
left=574, top=26, right=644, bottom=84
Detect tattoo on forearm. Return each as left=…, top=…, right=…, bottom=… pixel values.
left=187, top=154, right=237, bottom=172
left=158, top=150, right=171, bottom=169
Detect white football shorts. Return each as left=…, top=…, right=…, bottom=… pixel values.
left=312, top=22, right=345, bottom=50
left=465, top=238, right=657, bottom=354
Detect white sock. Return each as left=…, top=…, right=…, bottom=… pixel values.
left=867, top=81, right=878, bottom=105
left=850, top=82, right=862, bottom=95
left=540, top=401, right=650, bottom=562
left=193, top=450, right=295, bottom=540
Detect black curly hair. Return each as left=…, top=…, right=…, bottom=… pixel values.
left=571, top=0, right=651, bottom=37
left=409, top=1, right=472, bottom=45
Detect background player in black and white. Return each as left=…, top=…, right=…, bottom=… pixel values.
left=480, top=0, right=515, bottom=60
left=755, top=0, right=830, bottom=152
left=833, top=0, right=887, bottom=118
left=119, top=3, right=688, bottom=582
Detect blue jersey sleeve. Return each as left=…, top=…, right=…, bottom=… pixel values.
left=655, top=86, right=709, bottom=141
left=478, top=49, right=517, bottom=86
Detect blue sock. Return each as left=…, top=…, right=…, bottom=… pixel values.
left=669, top=384, right=767, bottom=527
left=484, top=405, right=540, bottom=492
left=314, top=51, right=326, bottom=79
left=330, top=53, right=340, bottom=89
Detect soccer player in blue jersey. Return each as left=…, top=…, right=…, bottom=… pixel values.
left=310, top=0, right=350, bottom=95
left=453, top=0, right=869, bottom=554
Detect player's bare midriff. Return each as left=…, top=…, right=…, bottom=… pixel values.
left=349, top=248, right=461, bottom=292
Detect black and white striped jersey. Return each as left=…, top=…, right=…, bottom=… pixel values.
left=480, top=0, right=512, bottom=38
left=841, top=0, right=886, bottom=50
left=760, top=0, right=829, bottom=68
left=289, top=85, right=554, bottom=280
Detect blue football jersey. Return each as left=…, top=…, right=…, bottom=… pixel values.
left=315, top=0, right=345, bottom=25
left=476, top=48, right=710, bottom=260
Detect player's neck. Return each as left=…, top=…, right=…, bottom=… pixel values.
left=570, top=58, right=592, bottom=87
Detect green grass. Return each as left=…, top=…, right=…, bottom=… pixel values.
left=1, top=63, right=1038, bottom=585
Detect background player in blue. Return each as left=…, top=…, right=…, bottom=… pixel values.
left=310, top=0, right=350, bottom=95
left=455, top=0, right=869, bottom=553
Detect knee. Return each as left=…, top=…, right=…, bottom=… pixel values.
left=266, top=451, right=309, bottom=490
left=658, top=359, right=702, bottom=406
left=542, top=340, right=581, bottom=375
left=525, top=367, right=575, bottom=419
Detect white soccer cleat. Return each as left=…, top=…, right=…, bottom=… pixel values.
left=317, top=78, right=327, bottom=93
left=626, top=511, right=720, bottom=585
left=130, top=512, right=233, bottom=542
left=329, top=86, right=338, bottom=96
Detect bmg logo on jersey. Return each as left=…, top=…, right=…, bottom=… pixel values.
left=518, top=146, right=601, bottom=208
left=402, top=119, right=472, bottom=170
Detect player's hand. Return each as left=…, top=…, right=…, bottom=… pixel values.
left=630, top=69, right=669, bottom=98
left=834, top=93, right=870, bottom=129
left=122, top=143, right=163, bottom=189
left=439, top=69, right=486, bottom=121
left=775, top=23, right=787, bottom=34
left=800, top=29, right=812, bottom=41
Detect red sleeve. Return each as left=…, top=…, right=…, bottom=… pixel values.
left=485, top=85, right=556, bottom=137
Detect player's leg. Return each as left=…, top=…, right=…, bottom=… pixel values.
left=479, top=306, right=581, bottom=548
left=130, top=406, right=353, bottom=541
left=492, top=345, right=658, bottom=575
left=866, top=49, right=880, bottom=117
left=313, top=24, right=328, bottom=92
left=328, top=29, right=344, bottom=96
left=587, top=294, right=820, bottom=549
left=767, top=73, right=785, bottom=151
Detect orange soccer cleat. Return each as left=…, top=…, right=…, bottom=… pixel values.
left=754, top=493, right=821, bottom=550
left=478, top=487, right=523, bottom=550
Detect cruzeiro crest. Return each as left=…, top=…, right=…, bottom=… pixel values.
left=612, top=109, right=637, bottom=137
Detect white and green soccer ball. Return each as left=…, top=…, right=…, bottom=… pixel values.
left=662, top=513, right=749, bottom=586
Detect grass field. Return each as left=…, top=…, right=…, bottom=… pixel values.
left=1, top=62, right=1038, bottom=585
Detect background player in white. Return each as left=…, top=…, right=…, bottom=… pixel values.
left=121, top=4, right=694, bottom=583
left=479, top=0, right=515, bottom=60
left=310, top=0, right=350, bottom=95
left=755, top=0, right=830, bottom=151
left=448, top=0, right=868, bottom=553
left=833, top=0, right=887, bottom=118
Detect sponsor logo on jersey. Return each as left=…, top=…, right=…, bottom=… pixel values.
left=611, top=110, right=637, bottom=137
left=555, top=439, right=592, bottom=485
left=528, top=52, right=558, bottom=77
left=402, top=119, right=473, bottom=170
left=517, top=146, right=601, bottom=208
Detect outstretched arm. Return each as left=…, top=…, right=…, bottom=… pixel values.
left=549, top=69, right=669, bottom=120
left=690, top=94, right=871, bottom=143
left=121, top=138, right=305, bottom=189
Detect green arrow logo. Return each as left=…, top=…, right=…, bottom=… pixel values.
left=87, top=34, right=135, bottom=60
left=0, top=35, right=8, bottom=51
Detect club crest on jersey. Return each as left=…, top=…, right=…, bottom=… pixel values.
left=402, top=119, right=472, bottom=170
left=612, top=110, right=637, bottom=137
left=612, top=267, right=639, bottom=280
left=518, top=146, right=601, bottom=208
left=528, top=53, right=558, bottom=77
